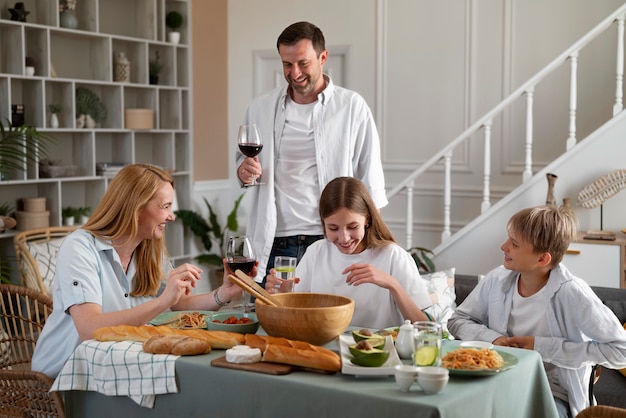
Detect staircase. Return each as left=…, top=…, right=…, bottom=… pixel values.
left=387, top=4, right=626, bottom=275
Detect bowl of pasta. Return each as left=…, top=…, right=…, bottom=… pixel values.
left=206, top=312, right=259, bottom=334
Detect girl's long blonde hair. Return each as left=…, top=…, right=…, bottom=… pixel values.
left=83, top=164, right=174, bottom=296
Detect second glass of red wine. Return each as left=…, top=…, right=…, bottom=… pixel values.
left=238, top=124, right=263, bottom=186
left=225, top=235, right=256, bottom=312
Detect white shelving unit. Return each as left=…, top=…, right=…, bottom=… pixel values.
left=0, top=0, right=193, bottom=264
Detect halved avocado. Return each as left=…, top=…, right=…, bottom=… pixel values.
left=352, top=328, right=384, bottom=343
left=350, top=348, right=390, bottom=367
left=348, top=339, right=385, bottom=356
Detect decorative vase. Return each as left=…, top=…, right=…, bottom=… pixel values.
left=50, top=113, right=59, bottom=128
left=60, top=10, right=78, bottom=29
left=114, top=52, right=131, bottom=83
left=546, top=173, right=558, bottom=206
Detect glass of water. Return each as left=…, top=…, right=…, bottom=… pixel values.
left=272, top=256, right=297, bottom=293
left=413, top=321, right=442, bottom=367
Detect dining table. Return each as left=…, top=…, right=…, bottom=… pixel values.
left=60, top=329, right=559, bottom=418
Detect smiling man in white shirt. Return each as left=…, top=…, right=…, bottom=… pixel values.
left=236, top=21, right=387, bottom=288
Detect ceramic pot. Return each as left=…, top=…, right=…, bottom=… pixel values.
left=60, top=10, right=78, bottom=29
left=168, top=32, right=181, bottom=45
left=50, top=113, right=59, bottom=128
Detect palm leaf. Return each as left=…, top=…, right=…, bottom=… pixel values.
left=0, top=120, right=55, bottom=176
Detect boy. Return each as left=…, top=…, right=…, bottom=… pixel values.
left=448, top=205, right=626, bottom=418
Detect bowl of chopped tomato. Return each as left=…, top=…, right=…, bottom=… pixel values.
left=207, top=312, right=259, bottom=334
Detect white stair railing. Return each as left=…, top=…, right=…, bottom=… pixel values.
left=388, top=5, right=626, bottom=250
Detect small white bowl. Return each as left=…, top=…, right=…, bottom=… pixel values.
left=460, top=341, right=494, bottom=350
left=417, top=366, right=449, bottom=394
left=394, top=364, right=419, bottom=392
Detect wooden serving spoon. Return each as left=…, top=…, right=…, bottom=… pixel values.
left=228, top=269, right=284, bottom=308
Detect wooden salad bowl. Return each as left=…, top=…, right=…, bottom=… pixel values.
left=255, top=293, right=355, bottom=346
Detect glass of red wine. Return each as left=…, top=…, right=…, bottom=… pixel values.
left=238, top=124, right=263, bottom=186
left=225, top=235, right=256, bottom=312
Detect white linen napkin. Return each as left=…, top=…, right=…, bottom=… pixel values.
left=51, top=339, right=179, bottom=408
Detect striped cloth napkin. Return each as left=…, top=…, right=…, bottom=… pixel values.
left=51, top=339, right=179, bottom=408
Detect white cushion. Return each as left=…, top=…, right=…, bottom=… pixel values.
left=26, top=237, right=65, bottom=294
left=420, top=268, right=456, bottom=329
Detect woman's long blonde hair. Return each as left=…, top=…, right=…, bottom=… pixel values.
left=319, top=177, right=396, bottom=249
left=83, top=164, right=174, bottom=296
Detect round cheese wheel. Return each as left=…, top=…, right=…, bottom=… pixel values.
left=225, top=345, right=262, bottom=364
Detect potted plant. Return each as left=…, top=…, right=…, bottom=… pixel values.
left=165, top=11, right=183, bottom=45
left=49, top=103, right=61, bottom=128
left=62, top=206, right=78, bottom=226
left=149, top=51, right=163, bottom=85
left=407, top=246, right=436, bottom=274
left=24, top=56, right=35, bottom=76
left=0, top=119, right=55, bottom=181
left=75, top=87, right=106, bottom=128
left=175, top=194, right=244, bottom=288
left=77, top=206, right=90, bottom=224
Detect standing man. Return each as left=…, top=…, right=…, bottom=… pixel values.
left=237, top=21, right=387, bottom=286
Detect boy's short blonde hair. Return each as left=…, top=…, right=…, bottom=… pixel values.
left=507, top=205, right=578, bottom=267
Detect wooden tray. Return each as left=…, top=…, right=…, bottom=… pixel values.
left=211, top=356, right=337, bottom=375
left=211, top=356, right=293, bottom=375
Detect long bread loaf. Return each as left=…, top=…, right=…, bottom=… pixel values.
left=244, top=334, right=341, bottom=372
left=143, top=335, right=212, bottom=355
left=93, top=325, right=244, bottom=349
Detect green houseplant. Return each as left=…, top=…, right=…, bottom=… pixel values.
left=407, top=246, right=435, bottom=274
left=165, top=11, right=183, bottom=44
left=0, top=119, right=55, bottom=180
left=175, top=194, right=244, bottom=267
left=149, top=51, right=163, bottom=85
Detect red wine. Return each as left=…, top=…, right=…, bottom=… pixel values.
left=239, top=143, right=263, bottom=157
left=227, top=259, right=256, bottom=274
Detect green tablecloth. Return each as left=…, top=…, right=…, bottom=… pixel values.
left=64, top=339, right=558, bottom=418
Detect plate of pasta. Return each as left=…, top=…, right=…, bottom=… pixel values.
left=440, top=346, right=518, bottom=376
left=150, top=310, right=214, bottom=329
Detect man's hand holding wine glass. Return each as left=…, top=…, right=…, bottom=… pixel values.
left=237, top=124, right=264, bottom=187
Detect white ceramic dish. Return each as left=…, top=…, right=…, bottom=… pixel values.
left=459, top=341, right=494, bottom=350
left=340, top=334, right=402, bottom=376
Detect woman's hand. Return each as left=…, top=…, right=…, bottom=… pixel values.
left=342, top=263, right=393, bottom=288
left=161, top=263, right=203, bottom=306
left=220, top=258, right=257, bottom=301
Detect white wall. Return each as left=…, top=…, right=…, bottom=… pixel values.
left=198, top=0, right=626, bottom=276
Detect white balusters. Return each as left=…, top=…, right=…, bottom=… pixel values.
left=481, top=121, right=492, bottom=213
left=405, top=182, right=414, bottom=249
left=566, top=51, right=579, bottom=150
left=523, top=87, right=534, bottom=182
left=614, top=13, right=625, bottom=116
left=442, top=151, right=452, bottom=241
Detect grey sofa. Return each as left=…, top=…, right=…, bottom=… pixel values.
left=454, top=274, right=626, bottom=409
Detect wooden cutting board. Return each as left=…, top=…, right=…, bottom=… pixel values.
left=211, top=356, right=294, bottom=375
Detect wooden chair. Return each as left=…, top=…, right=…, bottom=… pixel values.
left=0, top=283, right=65, bottom=417
left=577, top=405, right=626, bottom=418
left=13, top=226, right=75, bottom=296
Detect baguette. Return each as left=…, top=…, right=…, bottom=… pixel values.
left=244, top=334, right=341, bottom=372
left=93, top=325, right=244, bottom=349
left=143, top=335, right=211, bottom=356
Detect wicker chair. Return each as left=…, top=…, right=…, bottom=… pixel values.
left=577, top=405, right=626, bottom=418
left=13, top=226, right=75, bottom=296
left=0, top=283, right=65, bottom=417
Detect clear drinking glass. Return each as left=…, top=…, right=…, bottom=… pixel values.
left=413, top=321, right=442, bottom=367
left=270, top=256, right=297, bottom=294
